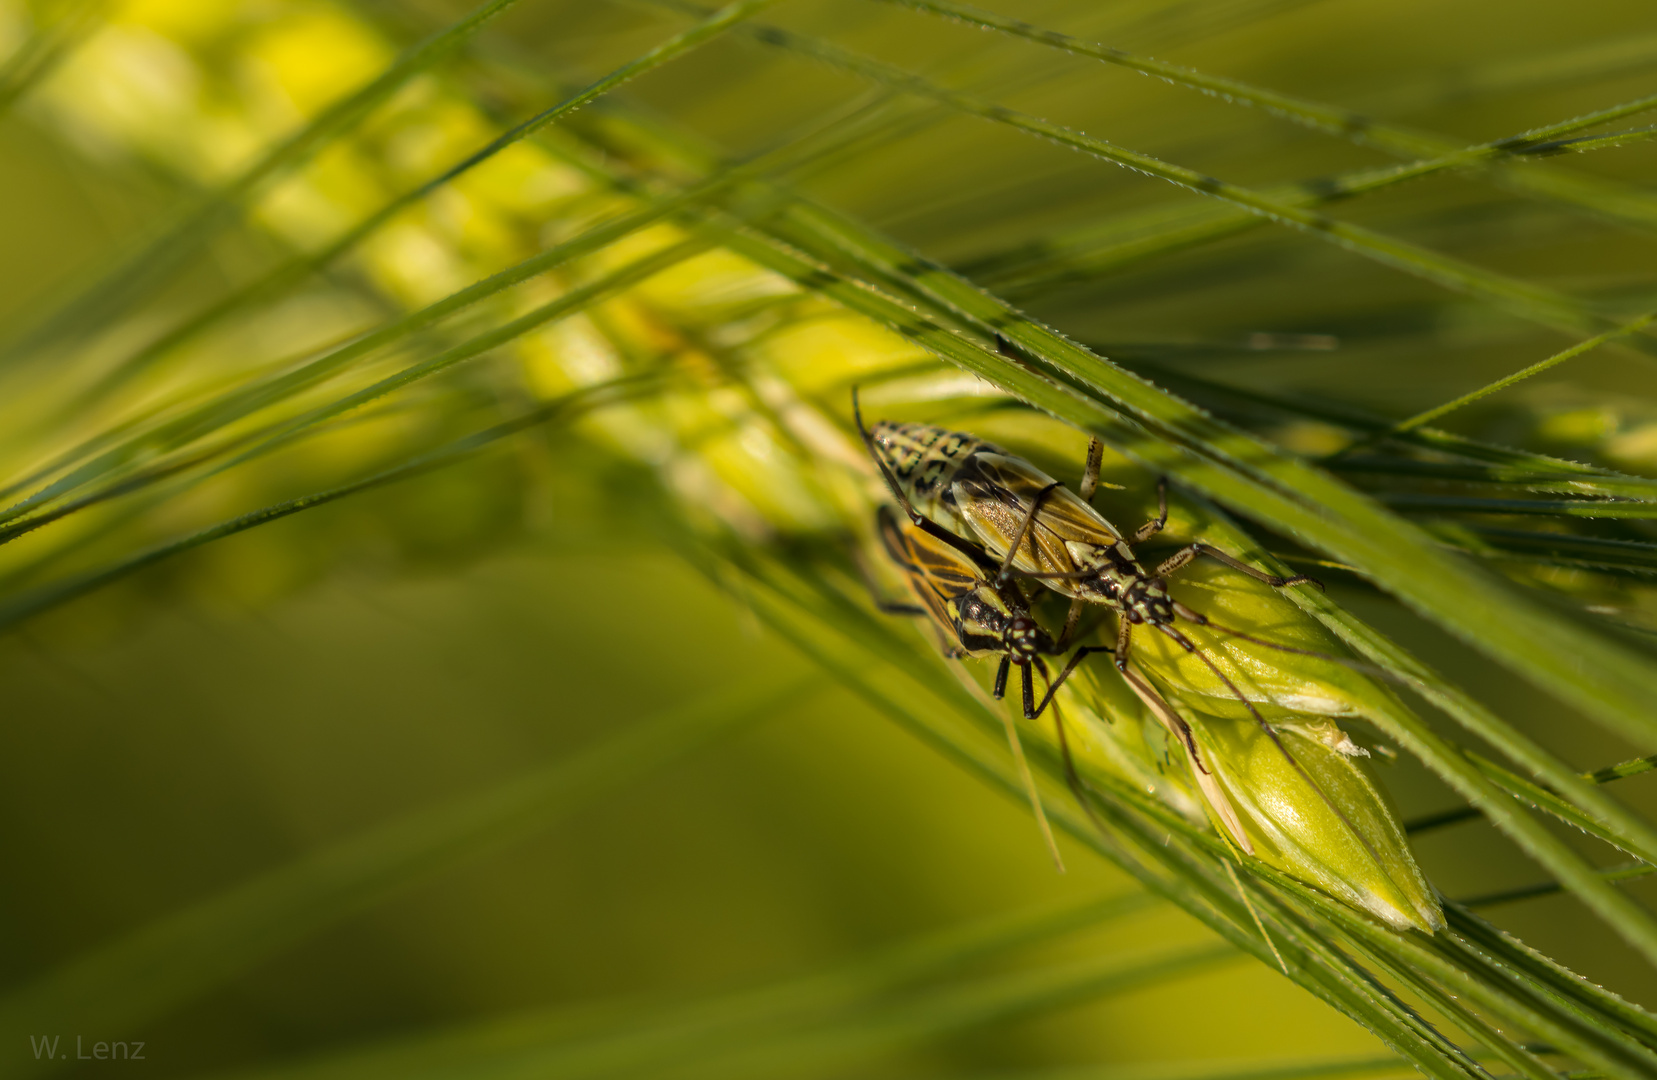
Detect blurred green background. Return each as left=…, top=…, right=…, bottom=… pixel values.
left=3, top=0, right=1657, bottom=1076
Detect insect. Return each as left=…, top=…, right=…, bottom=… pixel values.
left=873, top=502, right=1109, bottom=723
left=862, top=413, right=1115, bottom=868
left=855, top=390, right=1337, bottom=854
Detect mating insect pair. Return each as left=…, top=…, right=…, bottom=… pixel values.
left=873, top=503, right=1113, bottom=721
left=854, top=390, right=1327, bottom=855
left=864, top=416, right=1113, bottom=868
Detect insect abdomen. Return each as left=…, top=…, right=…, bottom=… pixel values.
left=870, top=421, right=987, bottom=526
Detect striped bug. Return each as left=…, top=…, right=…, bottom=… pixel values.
left=864, top=421, right=1116, bottom=867
left=874, top=503, right=1110, bottom=723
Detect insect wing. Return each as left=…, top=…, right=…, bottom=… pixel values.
left=877, top=506, right=1006, bottom=657
left=953, top=452, right=1123, bottom=581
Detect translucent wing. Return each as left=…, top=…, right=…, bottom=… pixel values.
left=876, top=506, right=1008, bottom=656
left=951, top=452, right=1122, bottom=582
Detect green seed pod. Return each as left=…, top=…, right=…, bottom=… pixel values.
left=1183, top=709, right=1445, bottom=934
left=1130, top=555, right=1392, bottom=726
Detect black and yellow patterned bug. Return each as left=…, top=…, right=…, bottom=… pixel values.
left=859, top=397, right=1119, bottom=867
left=876, top=499, right=1106, bottom=869
left=874, top=503, right=1109, bottom=722
left=860, top=402, right=1319, bottom=702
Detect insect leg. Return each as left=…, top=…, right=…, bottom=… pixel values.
left=1030, top=645, right=1115, bottom=719
left=995, top=481, right=1063, bottom=585
left=1130, top=478, right=1170, bottom=544
left=1056, top=596, right=1087, bottom=649
left=1114, top=621, right=1200, bottom=768
left=993, top=654, right=1012, bottom=700
left=1153, top=542, right=1322, bottom=590
left=1156, top=623, right=1287, bottom=744
left=1112, top=615, right=1134, bottom=675
left=1156, top=622, right=1384, bottom=866
left=1079, top=438, right=1105, bottom=502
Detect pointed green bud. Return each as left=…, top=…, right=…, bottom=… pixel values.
left=1131, top=556, right=1388, bottom=725
left=1184, top=710, right=1444, bottom=934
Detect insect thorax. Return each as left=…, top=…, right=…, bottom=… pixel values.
left=1064, top=539, right=1172, bottom=622
left=1121, top=573, right=1175, bottom=625
left=871, top=421, right=987, bottom=528
left=947, top=588, right=1019, bottom=656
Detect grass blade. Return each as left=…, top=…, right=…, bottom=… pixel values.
left=892, top=0, right=1657, bottom=235
left=681, top=532, right=1498, bottom=1079
left=0, top=0, right=546, bottom=363
left=688, top=6, right=1657, bottom=346
left=1380, top=494, right=1657, bottom=520
left=65, top=0, right=788, bottom=413
left=0, top=378, right=651, bottom=629
left=1387, top=311, right=1657, bottom=434
left=724, top=195, right=1657, bottom=745
left=646, top=211, right=1657, bottom=966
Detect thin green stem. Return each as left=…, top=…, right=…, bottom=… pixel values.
left=1, top=78, right=895, bottom=528
left=890, top=0, right=1657, bottom=235
left=694, top=3, right=1656, bottom=346
left=1460, top=862, right=1656, bottom=910
left=0, top=0, right=534, bottom=362
left=0, top=377, right=651, bottom=630
left=1516, top=126, right=1657, bottom=156
left=678, top=216, right=1657, bottom=968
left=1381, top=495, right=1657, bottom=519
left=1392, top=311, right=1657, bottom=434
left=0, top=234, right=708, bottom=543
left=1409, top=752, right=1657, bottom=837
